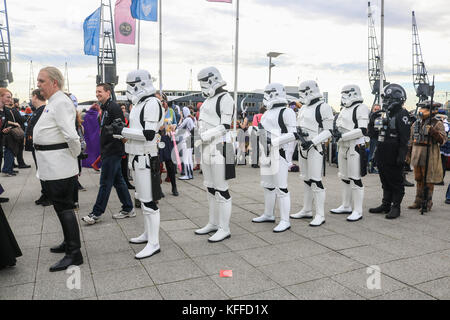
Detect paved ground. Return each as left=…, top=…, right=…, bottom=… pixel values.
left=1, top=152, right=449, bottom=300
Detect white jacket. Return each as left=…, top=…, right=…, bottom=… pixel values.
left=33, top=90, right=80, bottom=181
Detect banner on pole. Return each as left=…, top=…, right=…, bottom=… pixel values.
left=115, top=0, right=136, bottom=44
left=83, top=7, right=101, bottom=56
left=130, top=0, right=158, bottom=21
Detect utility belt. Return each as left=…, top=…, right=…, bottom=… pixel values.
left=413, top=142, right=430, bottom=147
left=34, top=143, right=69, bottom=151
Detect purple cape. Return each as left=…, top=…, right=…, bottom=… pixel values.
left=82, top=109, right=102, bottom=168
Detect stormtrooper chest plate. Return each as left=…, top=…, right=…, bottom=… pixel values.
left=336, top=105, right=358, bottom=132
left=298, top=103, right=320, bottom=133
left=199, top=95, right=221, bottom=130
left=260, top=108, right=284, bottom=137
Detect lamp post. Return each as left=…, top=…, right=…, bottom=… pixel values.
left=267, top=52, right=283, bottom=84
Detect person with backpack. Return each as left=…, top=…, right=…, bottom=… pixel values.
left=251, top=83, right=300, bottom=233
left=194, top=66, right=235, bottom=243
left=290, top=80, right=334, bottom=227
left=330, top=85, right=370, bottom=222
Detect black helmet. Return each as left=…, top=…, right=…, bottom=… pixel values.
left=382, top=83, right=407, bottom=110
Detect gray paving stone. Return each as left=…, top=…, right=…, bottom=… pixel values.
left=178, top=239, right=231, bottom=258
left=144, top=258, right=205, bottom=285
left=210, top=268, right=279, bottom=298
left=331, top=268, right=407, bottom=299
left=33, top=273, right=96, bottom=300
left=92, top=265, right=154, bottom=296
left=339, top=245, right=401, bottom=265
left=84, top=237, right=132, bottom=256
left=88, top=250, right=141, bottom=274
left=80, top=223, right=124, bottom=242
left=312, top=234, right=365, bottom=251
left=0, top=248, right=38, bottom=288
left=99, top=286, right=163, bottom=300
left=158, top=277, right=229, bottom=300
left=302, top=251, right=365, bottom=276
left=161, top=219, right=198, bottom=231
left=258, top=260, right=325, bottom=286
left=379, top=253, right=450, bottom=286
left=234, top=288, right=297, bottom=300
left=372, top=287, right=436, bottom=300
left=15, top=234, right=41, bottom=249
left=254, top=229, right=304, bottom=245
left=237, top=245, right=297, bottom=267
left=223, top=233, right=269, bottom=251
left=0, top=283, right=34, bottom=300
left=286, top=278, right=365, bottom=300
left=415, top=277, right=450, bottom=300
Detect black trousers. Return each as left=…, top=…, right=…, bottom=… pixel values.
left=164, top=160, right=177, bottom=190
left=0, top=139, right=3, bottom=171
left=16, top=139, right=26, bottom=166
left=378, top=162, right=405, bottom=204
left=121, top=155, right=131, bottom=186
left=41, top=176, right=78, bottom=213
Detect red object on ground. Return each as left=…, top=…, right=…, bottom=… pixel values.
left=220, top=270, right=233, bottom=278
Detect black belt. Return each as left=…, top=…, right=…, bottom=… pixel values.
left=34, top=143, right=69, bottom=151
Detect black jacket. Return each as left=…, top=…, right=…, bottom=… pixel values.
left=25, top=105, right=46, bottom=151
left=100, top=98, right=125, bottom=159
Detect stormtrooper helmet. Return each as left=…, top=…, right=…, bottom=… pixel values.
left=298, top=80, right=323, bottom=105
left=341, top=84, right=363, bottom=108
left=126, top=70, right=156, bottom=105
left=381, top=83, right=406, bottom=111
left=197, top=66, right=227, bottom=98
left=263, top=83, right=288, bottom=109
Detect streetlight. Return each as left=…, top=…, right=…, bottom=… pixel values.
left=267, top=52, right=283, bottom=84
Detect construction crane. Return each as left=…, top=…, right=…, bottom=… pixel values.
left=368, top=1, right=388, bottom=106
left=97, top=0, right=118, bottom=100
left=412, top=11, right=431, bottom=108
left=0, top=0, right=13, bottom=88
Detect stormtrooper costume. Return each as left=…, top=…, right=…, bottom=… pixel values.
left=252, top=83, right=298, bottom=232
left=195, top=66, right=235, bottom=243
left=120, top=70, right=165, bottom=259
left=330, top=85, right=370, bottom=222
left=177, top=107, right=195, bottom=180
left=290, top=80, right=334, bottom=227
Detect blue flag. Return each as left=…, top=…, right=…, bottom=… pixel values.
left=83, top=7, right=101, bottom=56
left=130, top=0, right=158, bottom=21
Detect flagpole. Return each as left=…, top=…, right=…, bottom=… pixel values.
left=233, top=0, right=239, bottom=135
left=137, top=19, right=141, bottom=69
left=159, top=0, right=163, bottom=94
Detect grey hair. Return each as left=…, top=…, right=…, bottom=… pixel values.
left=41, top=66, right=64, bottom=90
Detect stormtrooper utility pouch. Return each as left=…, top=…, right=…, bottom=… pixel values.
left=355, top=144, right=368, bottom=177
left=149, top=155, right=163, bottom=201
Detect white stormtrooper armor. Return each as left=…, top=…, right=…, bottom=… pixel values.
left=291, top=80, right=334, bottom=227
left=253, top=83, right=298, bottom=233
left=176, top=107, right=195, bottom=180
left=195, top=66, right=234, bottom=243
left=122, top=70, right=165, bottom=259
left=331, top=85, right=370, bottom=222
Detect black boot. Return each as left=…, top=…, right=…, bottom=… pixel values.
left=369, top=190, right=392, bottom=214
left=403, top=173, right=414, bottom=187
left=172, top=186, right=179, bottom=196
left=50, top=242, right=66, bottom=253
left=135, top=198, right=141, bottom=208
left=386, top=193, right=403, bottom=220
left=49, top=210, right=83, bottom=272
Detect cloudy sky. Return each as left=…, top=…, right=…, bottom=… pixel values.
left=5, top=0, right=450, bottom=110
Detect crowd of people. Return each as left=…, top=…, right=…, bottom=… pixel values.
left=0, top=65, right=449, bottom=272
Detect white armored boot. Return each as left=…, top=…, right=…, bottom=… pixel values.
left=135, top=207, right=161, bottom=259
left=273, top=191, right=291, bottom=233
left=253, top=188, right=276, bottom=223
left=290, top=183, right=313, bottom=219
left=347, top=186, right=364, bottom=222
left=179, top=163, right=190, bottom=180
left=195, top=192, right=219, bottom=235
left=208, top=194, right=231, bottom=243
left=129, top=218, right=148, bottom=244
left=310, top=187, right=326, bottom=227
left=330, top=181, right=352, bottom=214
